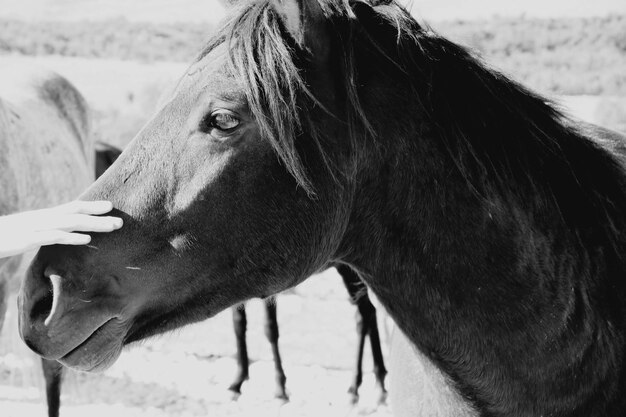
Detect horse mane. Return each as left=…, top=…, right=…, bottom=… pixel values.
left=198, top=1, right=340, bottom=195
left=200, top=0, right=626, bottom=255
left=360, top=4, right=626, bottom=256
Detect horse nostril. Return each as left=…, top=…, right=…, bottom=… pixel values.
left=29, top=267, right=62, bottom=325
left=30, top=286, right=53, bottom=323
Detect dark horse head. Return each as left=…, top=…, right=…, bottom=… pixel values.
left=20, top=0, right=356, bottom=371
left=19, top=0, right=626, bottom=415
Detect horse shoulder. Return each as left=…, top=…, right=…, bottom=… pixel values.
left=0, top=65, right=94, bottom=210
left=0, top=66, right=93, bottom=162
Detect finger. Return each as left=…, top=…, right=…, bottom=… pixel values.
left=34, top=230, right=92, bottom=247
left=56, top=232, right=92, bottom=246
left=58, top=200, right=115, bottom=215
left=53, top=214, right=123, bottom=233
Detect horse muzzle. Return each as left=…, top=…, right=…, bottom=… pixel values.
left=18, top=259, right=127, bottom=372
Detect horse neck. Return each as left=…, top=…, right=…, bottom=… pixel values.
left=337, top=28, right=626, bottom=328
left=335, top=50, right=626, bottom=413
left=327, top=8, right=626, bottom=413
left=340, top=124, right=536, bottom=333
left=340, top=112, right=623, bottom=408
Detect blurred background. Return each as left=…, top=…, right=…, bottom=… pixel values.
left=1, top=0, right=625, bottom=416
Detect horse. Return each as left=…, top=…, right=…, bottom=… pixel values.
left=230, top=264, right=387, bottom=402
left=0, top=65, right=94, bottom=417
left=17, top=0, right=626, bottom=415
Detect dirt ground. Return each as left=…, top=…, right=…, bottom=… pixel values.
left=0, top=268, right=395, bottom=417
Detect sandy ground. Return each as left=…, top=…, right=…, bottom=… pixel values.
left=0, top=268, right=395, bottom=417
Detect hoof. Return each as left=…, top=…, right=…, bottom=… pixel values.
left=377, top=389, right=388, bottom=405
left=347, top=386, right=359, bottom=404
left=228, top=380, right=244, bottom=395
left=228, top=390, right=242, bottom=401
left=275, top=389, right=289, bottom=402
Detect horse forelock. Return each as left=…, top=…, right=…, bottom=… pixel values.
left=195, top=0, right=381, bottom=196
left=196, top=2, right=318, bottom=195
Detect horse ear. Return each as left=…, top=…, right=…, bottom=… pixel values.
left=269, top=0, right=328, bottom=53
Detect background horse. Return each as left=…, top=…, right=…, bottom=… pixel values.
left=17, top=0, right=626, bottom=415
left=0, top=65, right=94, bottom=417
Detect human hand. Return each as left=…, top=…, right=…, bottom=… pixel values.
left=0, top=201, right=123, bottom=259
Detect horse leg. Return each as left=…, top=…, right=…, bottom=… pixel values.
left=41, top=359, right=64, bottom=417
left=363, top=298, right=388, bottom=404
left=339, top=265, right=388, bottom=403
left=350, top=305, right=368, bottom=403
left=264, top=297, right=288, bottom=400
left=228, top=303, right=249, bottom=395
left=337, top=265, right=368, bottom=402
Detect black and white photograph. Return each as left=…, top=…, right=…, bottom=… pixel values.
left=1, top=0, right=625, bottom=416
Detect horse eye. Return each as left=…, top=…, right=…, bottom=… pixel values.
left=209, top=112, right=240, bottom=132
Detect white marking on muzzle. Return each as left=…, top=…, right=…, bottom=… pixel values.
left=44, top=274, right=62, bottom=327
